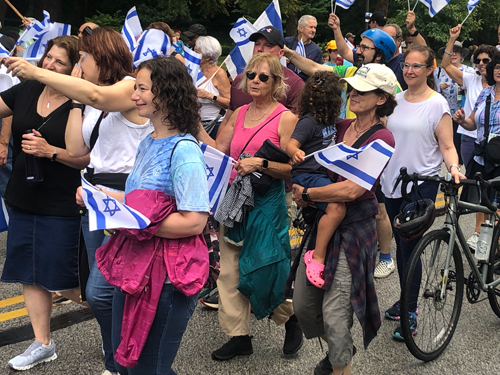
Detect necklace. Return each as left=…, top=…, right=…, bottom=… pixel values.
left=247, top=102, right=273, bottom=122
left=41, top=89, right=66, bottom=117
left=353, top=120, right=378, bottom=138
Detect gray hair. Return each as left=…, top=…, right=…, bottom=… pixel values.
left=195, top=36, right=222, bottom=65
left=297, top=15, right=317, bottom=32
left=384, top=24, right=403, bottom=39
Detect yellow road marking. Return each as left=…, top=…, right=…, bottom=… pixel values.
left=0, top=295, right=24, bottom=308
left=0, top=307, right=28, bottom=322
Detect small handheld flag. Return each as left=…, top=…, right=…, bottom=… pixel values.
left=81, top=174, right=150, bottom=231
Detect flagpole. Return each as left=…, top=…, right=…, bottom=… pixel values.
left=198, top=62, right=225, bottom=89
left=334, top=3, right=337, bottom=14
left=461, top=11, right=473, bottom=26
left=4, top=0, right=25, bottom=20
left=412, top=0, right=419, bottom=11
left=331, top=0, right=334, bottom=13
left=408, top=0, right=411, bottom=11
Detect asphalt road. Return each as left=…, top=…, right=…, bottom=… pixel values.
left=1, top=212, right=500, bottom=375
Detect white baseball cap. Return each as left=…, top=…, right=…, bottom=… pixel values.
left=340, top=64, right=397, bottom=96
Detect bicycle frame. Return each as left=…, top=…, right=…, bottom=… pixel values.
left=438, top=193, right=500, bottom=299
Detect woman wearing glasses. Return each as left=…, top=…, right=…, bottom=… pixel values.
left=380, top=45, right=465, bottom=341
left=198, top=53, right=300, bottom=360
left=442, top=24, right=496, bottom=250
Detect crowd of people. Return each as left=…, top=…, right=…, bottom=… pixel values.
left=0, top=8, right=499, bottom=375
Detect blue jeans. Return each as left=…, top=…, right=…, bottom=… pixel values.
left=384, top=180, right=440, bottom=312
left=81, top=213, right=116, bottom=372
left=112, top=284, right=197, bottom=375
left=461, top=135, right=476, bottom=171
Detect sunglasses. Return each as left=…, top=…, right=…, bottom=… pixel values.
left=474, top=58, right=491, bottom=65
left=347, top=85, right=373, bottom=96
left=246, top=71, right=274, bottom=82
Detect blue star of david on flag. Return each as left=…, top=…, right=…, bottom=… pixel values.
left=206, top=164, right=215, bottom=179
left=102, top=197, right=121, bottom=216
left=237, top=28, right=247, bottom=38
left=346, top=150, right=362, bottom=160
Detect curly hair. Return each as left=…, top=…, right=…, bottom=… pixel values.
left=473, top=44, right=496, bottom=60
left=37, top=35, right=79, bottom=71
left=297, top=71, right=343, bottom=125
left=485, top=51, right=500, bottom=86
left=239, top=53, right=288, bottom=101
left=137, top=57, right=201, bottom=137
left=78, top=27, right=132, bottom=85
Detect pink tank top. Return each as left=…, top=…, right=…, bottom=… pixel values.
left=229, top=103, right=287, bottom=182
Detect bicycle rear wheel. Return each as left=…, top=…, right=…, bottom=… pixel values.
left=401, top=230, right=464, bottom=361
left=487, top=224, right=500, bottom=318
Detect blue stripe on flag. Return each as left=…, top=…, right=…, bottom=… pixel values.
left=338, top=144, right=361, bottom=155
left=123, top=29, right=135, bottom=51
left=201, top=143, right=208, bottom=153
left=265, top=2, right=283, bottom=33
left=317, top=154, right=377, bottom=186
left=229, top=48, right=247, bottom=75
left=235, top=39, right=252, bottom=48
left=371, top=142, right=393, bottom=157
left=234, top=19, right=248, bottom=28
left=120, top=205, right=149, bottom=228
left=127, top=9, right=138, bottom=19
left=209, top=154, right=230, bottom=200
left=83, top=188, right=107, bottom=229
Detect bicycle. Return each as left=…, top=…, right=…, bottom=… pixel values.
left=394, top=167, right=500, bottom=361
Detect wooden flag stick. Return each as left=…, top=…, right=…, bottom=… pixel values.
left=4, top=0, right=25, bottom=20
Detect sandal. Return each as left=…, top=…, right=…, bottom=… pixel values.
left=304, top=250, right=325, bottom=288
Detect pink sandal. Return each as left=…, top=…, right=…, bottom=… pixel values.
left=304, top=250, right=325, bottom=288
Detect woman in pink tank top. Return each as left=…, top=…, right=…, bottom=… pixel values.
left=198, top=53, right=300, bottom=360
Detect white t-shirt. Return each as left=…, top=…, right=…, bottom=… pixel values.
left=460, top=72, right=484, bottom=138
left=381, top=91, right=451, bottom=199
left=82, top=107, right=153, bottom=176
left=0, top=65, right=20, bottom=93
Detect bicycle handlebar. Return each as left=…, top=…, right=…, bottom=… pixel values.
left=393, top=167, right=498, bottom=212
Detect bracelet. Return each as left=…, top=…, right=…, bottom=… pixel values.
left=289, top=52, right=296, bottom=62
left=449, top=164, right=460, bottom=172
left=444, top=49, right=453, bottom=56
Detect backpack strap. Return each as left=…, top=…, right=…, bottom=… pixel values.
left=89, top=111, right=107, bottom=151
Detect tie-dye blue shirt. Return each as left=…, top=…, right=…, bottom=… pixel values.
left=125, top=132, right=210, bottom=213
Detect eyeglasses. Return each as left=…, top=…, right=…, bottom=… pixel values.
left=358, top=44, right=376, bottom=52
left=494, top=65, right=500, bottom=71
left=474, top=58, right=491, bottom=65
left=400, top=62, right=429, bottom=71
left=246, top=71, right=274, bottom=82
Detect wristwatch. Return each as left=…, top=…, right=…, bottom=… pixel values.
left=261, top=158, right=268, bottom=170
left=70, top=102, right=85, bottom=111
left=302, top=187, right=311, bottom=202
left=409, top=29, right=420, bottom=37
left=212, top=95, right=218, bottom=102
left=51, top=147, right=57, bottom=162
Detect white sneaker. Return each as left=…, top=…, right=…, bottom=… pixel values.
left=467, top=232, right=479, bottom=251
left=8, top=340, right=57, bottom=371
left=374, top=259, right=395, bottom=278
left=101, top=370, right=120, bottom=375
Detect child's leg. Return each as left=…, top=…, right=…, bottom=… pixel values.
left=313, top=202, right=346, bottom=264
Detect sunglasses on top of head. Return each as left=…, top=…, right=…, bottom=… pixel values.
left=246, top=71, right=274, bottom=82
left=474, top=58, right=491, bottom=65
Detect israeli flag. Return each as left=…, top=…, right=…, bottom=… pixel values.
left=16, top=10, right=51, bottom=47
left=81, top=174, right=151, bottom=231
left=336, top=0, right=357, bottom=10
left=419, top=0, right=451, bottom=17
left=132, top=29, right=171, bottom=69
left=294, top=39, right=306, bottom=74
left=0, top=42, right=10, bottom=58
left=225, top=0, right=283, bottom=79
left=226, top=18, right=258, bottom=79
left=184, top=46, right=202, bottom=85
left=24, top=22, right=71, bottom=61
left=311, top=140, right=394, bottom=190
left=121, top=6, right=143, bottom=52
left=200, top=143, right=235, bottom=216
left=467, top=0, right=480, bottom=12
left=0, top=197, right=9, bottom=233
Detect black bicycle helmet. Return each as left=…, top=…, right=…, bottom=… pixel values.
left=393, top=199, right=435, bottom=241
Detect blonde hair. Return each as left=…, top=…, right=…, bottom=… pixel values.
left=239, top=53, right=288, bottom=101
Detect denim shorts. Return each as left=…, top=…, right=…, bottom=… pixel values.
left=292, top=173, right=333, bottom=212
left=1, top=208, right=80, bottom=291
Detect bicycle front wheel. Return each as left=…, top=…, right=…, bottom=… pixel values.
left=401, top=230, right=464, bottom=361
left=487, top=224, right=500, bottom=318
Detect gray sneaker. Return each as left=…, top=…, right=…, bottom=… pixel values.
left=8, top=340, right=57, bottom=371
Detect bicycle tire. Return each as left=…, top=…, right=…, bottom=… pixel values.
left=487, top=223, right=500, bottom=318
left=401, top=230, right=464, bottom=361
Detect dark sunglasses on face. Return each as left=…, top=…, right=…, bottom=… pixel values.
left=246, top=71, right=274, bottom=82
left=474, top=58, right=491, bottom=65
left=347, top=85, right=370, bottom=95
